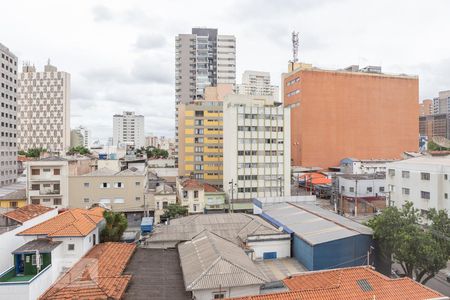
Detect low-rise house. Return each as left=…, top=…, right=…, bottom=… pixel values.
left=26, top=156, right=93, bottom=209
left=386, top=154, right=450, bottom=216
left=68, top=167, right=148, bottom=218
left=228, top=266, right=447, bottom=300
left=0, top=182, right=27, bottom=209
left=340, top=157, right=396, bottom=174
left=153, top=183, right=176, bottom=224
left=40, top=242, right=136, bottom=300
left=179, top=230, right=268, bottom=300
left=177, top=178, right=227, bottom=214
left=17, top=207, right=104, bottom=271
left=0, top=205, right=57, bottom=273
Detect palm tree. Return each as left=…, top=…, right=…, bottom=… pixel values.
left=100, top=210, right=128, bottom=242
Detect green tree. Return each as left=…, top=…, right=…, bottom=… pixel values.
left=368, top=202, right=450, bottom=284
left=67, top=146, right=91, bottom=155
left=427, top=140, right=450, bottom=151
left=136, top=146, right=169, bottom=159
left=161, top=203, right=188, bottom=220
left=19, top=147, right=47, bottom=158
left=100, top=210, right=128, bottom=242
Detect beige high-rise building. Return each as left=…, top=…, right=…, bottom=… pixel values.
left=432, top=90, right=450, bottom=114
left=17, top=62, right=70, bottom=153
left=237, top=70, right=279, bottom=101
left=177, top=85, right=232, bottom=187
left=0, top=43, right=18, bottom=186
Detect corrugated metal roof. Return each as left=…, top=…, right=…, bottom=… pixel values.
left=261, top=202, right=372, bottom=245
left=178, top=230, right=268, bottom=291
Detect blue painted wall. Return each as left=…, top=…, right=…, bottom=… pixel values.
left=292, top=236, right=314, bottom=270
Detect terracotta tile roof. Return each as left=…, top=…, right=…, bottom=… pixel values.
left=3, top=204, right=54, bottom=223
left=204, top=183, right=220, bottom=192
left=228, top=266, right=444, bottom=300
left=181, top=179, right=204, bottom=190
left=40, top=242, right=136, bottom=300
left=18, top=207, right=104, bottom=237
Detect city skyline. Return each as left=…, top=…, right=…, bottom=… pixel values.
left=2, top=0, right=450, bottom=141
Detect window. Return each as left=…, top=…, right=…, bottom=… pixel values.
left=367, top=187, right=372, bottom=193
left=83, top=198, right=90, bottom=203
left=68, top=244, right=75, bottom=251
left=43, top=198, right=50, bottom=202
left=31, top=199, right=40, bottom=204
left=162, top=201, right=168, bottom=209
left=421, top=191, right=430, bottom=199
left=101, top=182, right=110, bottom=188
left=349, top=187, right=354, bottom=193
left=135, top=197, right=141, bottom=201
left=31, top=169, right=40, bottom=175
left=114, top=182, right=124, bottom=188
left=183, top=191, right=188, bottom=198
left=114, top=198, right=125, bottom=204
left=31, top=254, right=43, bottom=266
left=193, top=204, right=198, bottom=212
left=54, top=198, right=62, bottom=205
left=53, top=168, right=60, bottom=175
left=445, top=193, right=448, bottom=199
left=84, top=182, right=90, bottom=188
left=9, top=201, right=17, bottom=208
left=31, top=184, right=40, bottom=190
left=402, top=171, right=410, bottom=178
left=194, top=190, right=199, bottom=198
left=213, top=293, right=225, bottom=299
left=135, top=182, right=140, bottom=186
left=421, top=172, right=430, bottom=180
left=43, top=168, right=51, bottom=172
left=388, top=169, right=395, bottom=176
left=402, top=188, right=410, bottom=195
left=99, top=199, right=111, bottom=204
left=445, top=174, right=448, bottom=180
left=341, top=186, right=345, bottom=192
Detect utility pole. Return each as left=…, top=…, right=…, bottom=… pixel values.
left=228, top=179, right=235, bottom=213
left=355, top=178, right=358, bottom=217
left=278, top=177, right=283, bottom=197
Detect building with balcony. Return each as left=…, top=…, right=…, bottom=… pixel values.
left=237, top=70, right=279, bottom=101
left=113, top=111, right=145, bottom=149
left=176, top=178, right=226, bottom=214
left=223, top=94, right=291, bottom=202
left=26, top=156, right=93, bottom=209
left=386, top=154, right=450, bottom=216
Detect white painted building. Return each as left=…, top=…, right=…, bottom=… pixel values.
left=113, top=111, right=145, bottom=149
left=0, top=43, right=18, bottom=187
left=223, top=94, right=291, bottom=201
left=340, top=158, right=397, bottom=174
left=338, top=174, right=386, bottom=199
left=386, top=155, right=450, bottom=216
left=71, top=125, right=91, bottom=148
left=17, top=62, right=70, bottom=153
left=237, top=70, right=279, bottom=101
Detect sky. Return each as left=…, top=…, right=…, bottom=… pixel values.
left=2, top=0, right=450, bottom=142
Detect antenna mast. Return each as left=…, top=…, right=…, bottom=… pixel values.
left=292, top=31, right=299, bottom=63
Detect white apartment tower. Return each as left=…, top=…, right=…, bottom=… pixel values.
left=237, top=71, right=279, bottom=101
left=113, top=111, right=145, bottom=148
left=0, top=43, right=18, bottom=186
left=17, top=62, right=70, bottom=153
left=71, top=125, right=91, bottom=148
left=175, top=28, right=236, bottom=163
left=223, top=95, right=291, bottom=201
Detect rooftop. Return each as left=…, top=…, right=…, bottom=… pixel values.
left=389, top=155, right=450, bottom=167
left=339, top=173, right=386, bottom=180
left=123, top=248, right=190, bottom=300
left=12, top=238, right=62, bottom=254
left=19, top=207, right=104, bottom=237
left=40, top=242, right=136, bottom=300
left=82, top=167, right=145, bottom=177
left=3, top=204, right=54, bottom=224
left=229, top=266, right=445, bottom=300
left=178, top=230, right=268, bottom=291
left=260, top=202, right=372, bottom=245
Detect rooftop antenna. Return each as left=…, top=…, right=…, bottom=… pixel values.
left=292, top=31, right=299, bottom=63
left=47, top=58, right=51, bottom=65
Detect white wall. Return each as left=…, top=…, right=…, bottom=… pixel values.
left=247, top=239, right=291, bottom=260
left=193, top=285, right=261, bottom=300
left=0, top=209, right=57, bottom=273
left=339, top=177, right=386, bottom=198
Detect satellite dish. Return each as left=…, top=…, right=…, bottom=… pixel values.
left=432, top=136, right=450, bottom=148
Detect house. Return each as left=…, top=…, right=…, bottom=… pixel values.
left=153, top=183, right=176, bottom=223
left=227, top=266, right=447, bottom=300
left=0, top=182, right=27, bottom=209
left=0, top=204, right=57, bottom=273
left=68, top=167, right=148, bottom=219
left=17, top=207, right=104, bottom=270
left=176, top=178, right=227, bottom=214
left=386, top=154, right=450, bottom=216
left=178, top=230, right=268, bottom=300
left=254, top=200, right=373, bottom=271
left=26, top=156, right=93, bottom=209
left=340, top=157, right=397, bottom=174
left=40, top=242, right=136, bottom=300
left=0, top=238, right=64, bottom=300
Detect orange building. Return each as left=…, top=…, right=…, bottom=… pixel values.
left=419, top=99, right=432, bottom=116
left=283, top=64, right=419, bottom=169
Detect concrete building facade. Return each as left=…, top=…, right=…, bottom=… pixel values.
left=237, top=71, right=279, bottom=101
left=17, top=63, right=70, bottom=153
left=283, top=64, right=419, bottom=168
left=432, top=90, right=450, bottom=115
left=223, top=95, right=291, bottom=201
left=70, top=125, right=91, bottom=148
left=419, top=113, right=450, bottom=140
left=113, top=111, right=145, bottom=149
left=419, top=99, right=432, bottom=116
left=0, top=43, right=18, bottom=186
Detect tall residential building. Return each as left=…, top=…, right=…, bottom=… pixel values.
left=17, top=62, right=70, bottom=153
left=0, top=43, right=18, bottom=186
left=177, top=85, right=232, bottom=187
left=113, top=111, right=145, bottom=149
left=70, top=125, right=91, bottom=148
left=419, top=113, right=450, bottom=140
left=283, top=64, right=418, bottom=168
left=175, top=28, right=236, bottom=163
left=237, top=71, right=279, bottom=101
left=419, top=99, right=432, bottom=116
left=432, top=90, right=450, bottom=114
left=223, top=94, right=291, bottom=202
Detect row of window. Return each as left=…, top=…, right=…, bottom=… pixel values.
left=238, top=150, right=283, bottom=156
left=388, top=169, right=431, bottom=180
left=238, top=138, right=283, bottom=145
left=91, top=197, right=141, bottom=203
left=237, top=126, right=283, bottom=132
left=97, top=181, right=141, bottom=188
left=31, top=198, right=62, bottom=205
left=286, top=77, right=300, bottom=86
left=239, top=114, right=283, bottom=120
left=31, top=168, right=60, bottom=175
left=287, top=89, right=300, bottom=97
left=341, top=186, right=384, bottom=193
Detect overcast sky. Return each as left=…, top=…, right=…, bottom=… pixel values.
left=2, top=0, right=450, bottom=142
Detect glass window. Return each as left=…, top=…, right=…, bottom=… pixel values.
left=84, top=182, right=90, bottom=188
left=31, top=169, right=40, bottom=175
left=421, top=191, right=430, bottom=199
left=53, top=168, right=60, bottom=175
left=421, top=173, right=430, bottom=180
left=402, top=171, right=410, bottom=178
left=83, top=198, right=89, bottom=203
left=68, top=244, right=75, bottom=251
left=349, top=187, right=354, bottom=193
left=367, top=187, right=372, bottom=193
left=402, top=188, right=410, bottom=195
left=194, top=190, right=199, bottom=198
left=114, top=198, right=125, bottom=204
left=54, top=198, right=62, bottom=205
left=388, top=169, right=395, bottom=176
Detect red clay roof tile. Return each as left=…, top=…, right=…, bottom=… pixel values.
left=3, top=204, right=54, bottom=223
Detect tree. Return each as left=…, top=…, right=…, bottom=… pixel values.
left=368, top=202, right=450, bottom=284
left=161, top=203, right=188, bottom=220
left=100, top=210, right=128, bottom=242
left=427, top=140, right=450, bottom=151
left=19, top=147, right=47, bottom=158
left=67, top=146, right=91, bottom=155
left=135, top=146, right=169, bottom=159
